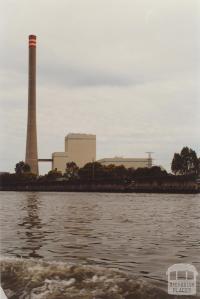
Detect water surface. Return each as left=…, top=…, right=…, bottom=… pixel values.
left=0, top=192, right=200, bottom=296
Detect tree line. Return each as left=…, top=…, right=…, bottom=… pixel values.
left=0, top=146, right=199, bottom=186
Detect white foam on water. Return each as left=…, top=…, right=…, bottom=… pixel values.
left=1, top=257, right=199, bottom=299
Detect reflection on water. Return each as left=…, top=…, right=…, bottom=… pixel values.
left=18, top=194, right=44, bottom=258
left=0, top=191, right=200, bottom=286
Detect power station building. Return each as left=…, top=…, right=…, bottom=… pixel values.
left=98, top=157, right=152, bottom=168
left=24, top=35, right=153, bottom=175
left=52, top=133, right=152, bottom=173
left=52, top=134, right=96, bottom=173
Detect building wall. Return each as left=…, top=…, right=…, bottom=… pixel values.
left=65, top=134, right=96, bottom=168
left=98, top=157, right=152, bottom=169
left=52, top=134, right=96, bottom=173
left=52, top=152, right=68, bottom=173
left=52, top=133, right=152, bottom=173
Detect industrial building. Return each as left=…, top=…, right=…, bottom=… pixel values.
left=98, top=157, right=152, bottom=169
left=24, top=35, right=153, bottom=175
left=52, top=133, right=152, bottom=173
left=52, top=134, right=96, bottom=173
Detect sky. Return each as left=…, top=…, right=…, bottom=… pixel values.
left=1, top=0, right=200, bottom=174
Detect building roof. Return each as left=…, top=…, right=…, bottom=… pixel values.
left=52, top=152, right=68, bottom=157
left=65, top=133, right=96, bottom=140
left=166, top=264, right=198, bottom=275
left=98, top=157, right=151, bottom=162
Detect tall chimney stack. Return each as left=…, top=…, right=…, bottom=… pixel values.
left=25, top=35, right=38, bottom=175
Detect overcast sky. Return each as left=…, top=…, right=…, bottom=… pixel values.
left=1, top=0, right=200, bottom=173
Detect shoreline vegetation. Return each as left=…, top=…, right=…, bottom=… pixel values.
left=1, top=147, right=199, bottom=194
left=1, top=183, right=199, bottom=193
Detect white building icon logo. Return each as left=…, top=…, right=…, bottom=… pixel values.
left=166, top=263, right=198, bottom=295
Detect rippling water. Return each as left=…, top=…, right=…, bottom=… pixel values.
left=0, top=191, right=200, bottom=298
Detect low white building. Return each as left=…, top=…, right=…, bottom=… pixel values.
left=98, top=157, right=152, bottom=169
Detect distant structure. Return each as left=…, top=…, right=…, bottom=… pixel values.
left=23, top=35, right=154, bottom=175
left=146, top=152, right=154, bottom=168
left=51, top=133, right=153, bottom=173
left=98, top=156, right=152, bottom=169
left=52, top=134, right=96, bottom=173
left=25, top=35, right=38, bottom=175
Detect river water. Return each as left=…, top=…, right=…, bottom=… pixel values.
left=0, top=191, right=200, bottom=298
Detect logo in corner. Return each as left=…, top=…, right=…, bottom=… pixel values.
left=166, top=263, right=198, bottom=296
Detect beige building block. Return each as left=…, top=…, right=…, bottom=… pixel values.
left=52, top=133, right=96, bottom=173
left=98, top=157, right=152, bottom=169
left=65, top=133, right=96, bottom=168
left=52, top=152, right=68, bottom=173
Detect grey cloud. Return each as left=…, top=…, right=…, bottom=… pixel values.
left=1, top=0, right=200, bottom=173
left=38, top=63, right=133, bottom=87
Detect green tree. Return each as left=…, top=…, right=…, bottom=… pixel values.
left=79, top=162, right=105, bottom=181
left=198, top=158, right=200, bottom=175
left=134, top=166, right=167, bottom=178
left=180, top=147, right=199, bottom=175
left=171, top=153, right=183, bottom=175
left=15, top=161, right=31, bottom=175
left=171, top=147, right=199, bottom=175
left=149, top=166, right=167, bottom=176
left=111, top=165, right=128, bottom=181
left=65, top=162, right=79, bottom=180
left=104, top=164, right=116, bottom=181
left=46, top=168, right=62, bottom=180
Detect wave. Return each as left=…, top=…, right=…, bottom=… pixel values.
left=0, top=257, right=198, bottom=299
